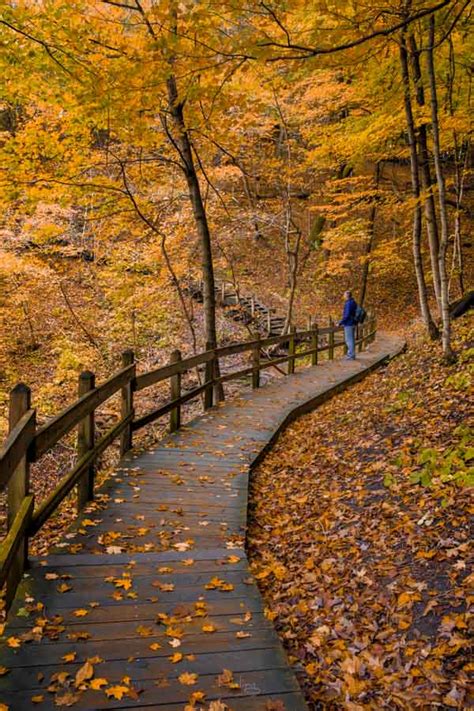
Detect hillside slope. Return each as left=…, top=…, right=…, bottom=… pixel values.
left=248, top=319, right=473, bottom=710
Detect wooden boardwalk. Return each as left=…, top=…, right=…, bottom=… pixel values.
left=1, top=333, right=404, bottom=710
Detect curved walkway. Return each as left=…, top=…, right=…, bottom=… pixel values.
left=1, top=333, right=404, bottom=710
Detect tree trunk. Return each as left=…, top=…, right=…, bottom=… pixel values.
left=359, top=162, right=381, bottom=307
left=165, top=75, right=218, bottom=351
left=426, top=17, right=455, bottom=361
left=450, top=133, right=468, bottom=296
left=409, top=33, right=442, bottom=309
left=399, top=34, right=439, bottom=339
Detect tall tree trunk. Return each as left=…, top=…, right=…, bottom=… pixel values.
left=409, top=33, right=442, bottom=309
left=426, top=16, right=455, bottom=361
left=166, top=76, right=217, bottom=350
left=450, top=133, right=468, bottom=296
left=359, top=162, right=381, bottom=307
left=400, top=33, right=439, bottom=339
left=137, top=2, right=218, bottom=352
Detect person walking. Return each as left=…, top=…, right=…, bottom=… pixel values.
left=339, top=290, right=357, bottom=360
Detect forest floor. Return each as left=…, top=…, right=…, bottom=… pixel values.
left=247, top=318, right=473, bottom=710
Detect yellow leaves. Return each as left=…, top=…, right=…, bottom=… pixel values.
left=136, top=625, right=154, bottom=637
left=224, top=555, right=241, bottom=564
left=169, top=652, right=183, bottom=663
left=178, top=672, right=198, bottom=685
left=73, top=609, right=89, bottom=617
left=165, top=626, right=184, bottom=639
left=54, top=690, right=81, bottom=706
left=397, top=591, right=421, bottom=609
left=105, top=686, right=129, bottom=700
left=204, top=577, right=234, bottom=591
left=236, top=631, right=251, bottom=639
left=90, top=678, right=108, bottom=690
left=254, top=561, right=286, bottom=581
left=75, top=660, right=94, bottom=687
left=186, top=690, right=206, bottom=708
left=0, top=667, right=9, bottom=676
left=194, top=601, right=207, bottom=617
left=153, top=582, right=175, bottom=592
left=111, top=574, right=133, bottom=590
left=56, top=583, right=72, bottom=593
left=0, top=704, right=8, bottom=711
left=217, top=669, right=240, bottom=689
left=149, top=642, right=162, bottom=651
left=31, top=696, right=44, bottom=704
left=7, top=637, right=21, bottom=648
left=202, top=624, right=216, bottom=633
left=61, top=652, right=77, bottom=663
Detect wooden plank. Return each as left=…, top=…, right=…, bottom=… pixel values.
left=0, top=669, right=302, bottom=709
left=0, top=409, right=35, bottom=490
left=34, top=364, right=135, bottom=459
left=1, top=629, right=281, bottom=670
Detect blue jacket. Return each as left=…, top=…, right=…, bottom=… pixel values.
left=340, top=297, right=357, bottom=326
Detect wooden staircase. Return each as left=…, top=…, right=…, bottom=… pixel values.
left=187, top=279, right=286, bottom=336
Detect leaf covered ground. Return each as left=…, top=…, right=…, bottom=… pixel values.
left=248, top=320, right=473, bottom=710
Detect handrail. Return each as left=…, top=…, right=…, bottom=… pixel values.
left=0, top=409, right=36, bottom=491
left=0, top=313, right=376, bottom=608
left=34, top=363, right=135, bottom=459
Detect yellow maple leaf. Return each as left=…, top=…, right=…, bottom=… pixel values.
left=178, top=672, right=198, bottom=685
left=202, top=624, right=216, bottom=633
left=90, top=678, right=108, bottom=690
left=149, top=642, right=161, bottom=651
left=61, top=652, right=76, bottom=663
left=31, top=696, right=44, bottom=704
left=169, top=652, right=183, bottom=663
left=106, top=685, right=130, bottom=700
left=73, top=609, right=89, bottom=617
left=7, top=637, right=21, bottom=649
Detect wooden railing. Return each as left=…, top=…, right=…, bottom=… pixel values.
left=0, top=315, right=376, bottom=607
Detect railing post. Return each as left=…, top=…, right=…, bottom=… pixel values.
left=204, top=341, right=214, bottom=410
left=120, top=349, right=135, bottom=456
left=252, top=334, right=261, bottom=388
left=311, top=322, right=319, bottom=366
left=213, top=351, right=224, bottom=404
left=357, top=322, right=363, bottom=352
left=328, top=317, right=335, bottom=360
left=371, top=312, right=377, bottom=343
left=77, top=370, right=95, bottom=511
left=288, top=325, right=296, bottom=374
left=267, top=311, right=272, bottom=335
left=7, top=383, right=34, bottom=602
left=169, top=349, right=182, bottom=433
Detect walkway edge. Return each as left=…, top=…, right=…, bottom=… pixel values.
left=249, top=335, right=407, bottom=472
